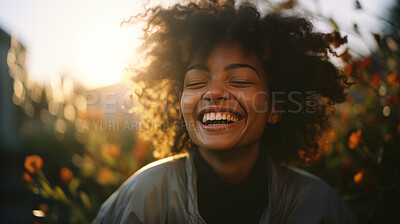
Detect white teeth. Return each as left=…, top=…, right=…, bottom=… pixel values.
left=201, top=112, right=240, bottom=124
left=210, top=113, right=215, bottom=121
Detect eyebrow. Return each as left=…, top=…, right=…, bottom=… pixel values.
left=185, top=63, right=260, bottom=76
left=185, top=64, right=209, bottom=73
left=224, top=63, right=260, bottom=77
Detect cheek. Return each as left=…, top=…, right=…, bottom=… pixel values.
left=180, top=92, right=194, bottom=114
left=180, top=91, right=202, bottom=143
left=253, top=93, right=268, bottom=113
left=249, top=93, right=268, bottom=139
left=239, top=90, right=268, bottom=114
left=180, top=91, right=201, bottom=118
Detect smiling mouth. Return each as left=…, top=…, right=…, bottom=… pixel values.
left=199, top=112, right=244, bottom=126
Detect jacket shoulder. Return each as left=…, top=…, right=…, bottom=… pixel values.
left=93, top=153, right=189, bottom=224
left=127, top=152, right=188, bottom=187
left=277, top=166, right=357, bottom=224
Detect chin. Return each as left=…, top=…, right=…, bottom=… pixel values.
left=195, top=139, right=242, bottom=151
left=201, top=144, right=235, bottom=151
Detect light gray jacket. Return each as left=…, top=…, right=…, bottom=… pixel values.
left=93, top=152, right=357, bottom=224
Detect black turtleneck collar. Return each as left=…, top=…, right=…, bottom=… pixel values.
left=194, top=148, right=269, bottom=224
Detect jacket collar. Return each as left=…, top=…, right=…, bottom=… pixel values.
left=185, top=147, right=285, bottom=224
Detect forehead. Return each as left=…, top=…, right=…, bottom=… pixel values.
left=190, top=42, right=264, bottom=72
left=186, top=42, right=269, bottom=89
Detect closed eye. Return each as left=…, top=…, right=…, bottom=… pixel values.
left=185, top=82, right=208, bottom=88
left=229, top=81, right=256, bottom=87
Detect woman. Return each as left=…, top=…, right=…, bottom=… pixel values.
left=94, top=0, right=356, bottom=223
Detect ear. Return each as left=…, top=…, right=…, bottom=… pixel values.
left=267, top=107, right=281, bottom=124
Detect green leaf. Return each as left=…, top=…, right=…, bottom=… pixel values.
left=79, top=191, right=92, bottom=209
left=68, top=177, right=80, bottom=197
left=38, top=177, right=58, bottom=199
left=55, top=186, right=71, bottom=205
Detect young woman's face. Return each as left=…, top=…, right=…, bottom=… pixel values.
left=181, top=42, right=270, bottom=150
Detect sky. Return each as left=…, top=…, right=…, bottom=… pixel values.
left=0, top=0, right=151, bottom=89
left=298, top=0, right=394, bottom=56
left=0, top=0, right=394, bottom=89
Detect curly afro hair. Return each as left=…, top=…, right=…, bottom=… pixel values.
left=129, top=0, right=350, bottom=163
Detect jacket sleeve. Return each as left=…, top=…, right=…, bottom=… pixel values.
left=322, top=193, right=358, bottom=224
left=92, top=170, right=165, bottom=224
left=92, top=155, right=189, bottom=224
left=293, top=179, right=358, bottom=224
left=276, top=167, right=358, bottom=224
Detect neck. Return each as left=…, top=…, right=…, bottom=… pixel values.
left=198, top=142, right=261, bottom=183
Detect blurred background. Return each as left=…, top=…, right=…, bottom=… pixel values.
left=0, top=0, right=399, bottom=223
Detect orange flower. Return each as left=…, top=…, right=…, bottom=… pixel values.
left=386, top=71, right=400, bottom=87
left=369, top=73, right=380, bottom=88
left=298, top=150, right=306, bottom=159
left=24, top=155, right=43, bottom=174
left=60, top=167, right=74, bottom=182
left=355, top=58, right=371, bottom=71
left=348, top=130, right=363, bottom=149
left=353, top=169, right=376, bottom=191
left=362, top=58, right=371, bottom=68
left=78, top=112, right=89, bottom=120
left=38, top=203, right=49, bottom=212
left=22, top=172, right=33, bottom=183
left=78, top=110, right=103, bottom=121
left=96, top=166, right=116, bottom=185
left=101, top=144, right=120, bottom=159
left=384, top=133, right=393, bottom=142
left=89, top=110, right=104, bottom=121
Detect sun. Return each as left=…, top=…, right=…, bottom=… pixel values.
left=74, top=23, right=142, bottom=89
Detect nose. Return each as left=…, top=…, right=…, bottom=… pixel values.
left=203, top=79, right=230, bottom=102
